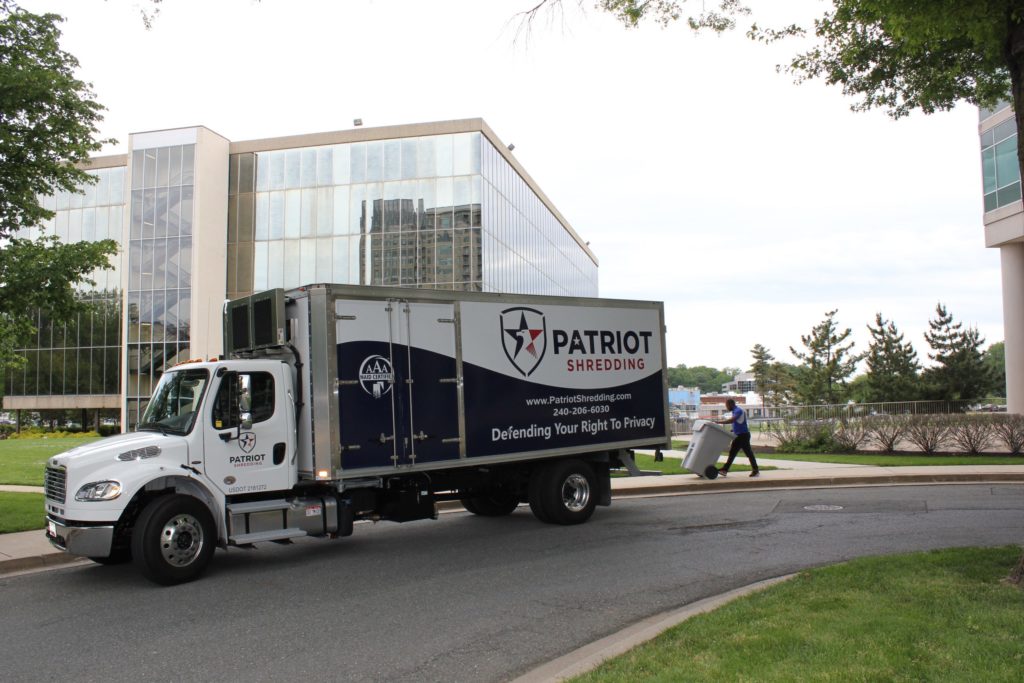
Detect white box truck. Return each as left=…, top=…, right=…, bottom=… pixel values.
left=44, top=284, right=670, bottom=584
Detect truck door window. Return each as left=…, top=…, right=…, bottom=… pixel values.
left=212, top=372, right=275, bottom=429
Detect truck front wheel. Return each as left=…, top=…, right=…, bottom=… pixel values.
left=131, top=495, right=216, bottom=585
left=530, top=460, right=597, bottom=525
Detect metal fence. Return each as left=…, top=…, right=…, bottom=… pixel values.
left=670, top=398, right=1008, bottom=436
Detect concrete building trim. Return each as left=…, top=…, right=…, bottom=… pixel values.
left=82, top=154, right=128, bottom=171
left=3, top=395, right=120, bottom=410
left=229, top=118, right=598, bottom=266
left=191, top=127, right=231, bottom=360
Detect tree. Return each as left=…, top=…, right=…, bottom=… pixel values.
left=861, top=313, right=921, bottom=403
left=666, top=364, right=739, bottom=394
left=0, top=2, right=113, bottom=236
left=984, top=341, right=1006, bottom=397
left=749, top=343, right=774, bottom=401
left=922, top=303, right=992, bottom=402
left=790, top=310, right=862, bottom=405
left=0, top=3, right=118, bottom=386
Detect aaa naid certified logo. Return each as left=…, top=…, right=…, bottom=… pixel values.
left=500, top=307, right=547, bottom=377
left=359, top=354, right=394, bottom=398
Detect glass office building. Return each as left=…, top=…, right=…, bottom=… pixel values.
left=3, top=119, right=599, bottom=428
left=980, top=104, right=1024, bottom=412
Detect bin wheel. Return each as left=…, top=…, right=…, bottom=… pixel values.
left=704, top=465, right=719, bottom=480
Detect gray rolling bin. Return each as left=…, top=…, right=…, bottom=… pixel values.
left=683, top=420, right=734, bottom=479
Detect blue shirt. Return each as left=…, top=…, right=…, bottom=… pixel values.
left=730, top=406, right=749, bottom=435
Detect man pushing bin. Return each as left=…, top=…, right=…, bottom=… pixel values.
left=713, top=398, right=760, bottom=478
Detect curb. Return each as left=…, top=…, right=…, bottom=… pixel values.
left=0, top=550, right=88, bottom=576
left=610, top=472, right=1024, bottom=498
left=509, top=574, right=798, bottom=682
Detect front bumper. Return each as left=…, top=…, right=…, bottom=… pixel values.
left=45, top=515, right=114, bottom=558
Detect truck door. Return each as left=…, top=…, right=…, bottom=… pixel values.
left=335, top=299, right=460, bottom=469
left=203, top=366, right=295, bottom=495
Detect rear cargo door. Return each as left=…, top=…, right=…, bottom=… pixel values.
left=395, top=301, right=461, bottom=464
left=335, top=299, right=460, bottom=469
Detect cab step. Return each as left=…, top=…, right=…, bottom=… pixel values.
left=229, top=528, right=308, bottom=545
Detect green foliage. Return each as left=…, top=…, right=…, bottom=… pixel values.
left=0, top=4, right=117, bottom=382
left=984, top=341, right=1006, bottom=397
left=750, top=344, right=800, bottom=406
left=789, top=309, right=862, bottom=405
left=922, top=303, right=993, bottom=401
left=862, top=313, right=920, bottom=402
left=0, top=235, right=117, bottom=377
left=0, top=3, right=113, bottom=237
left=666, top=364, right=739, bottom=393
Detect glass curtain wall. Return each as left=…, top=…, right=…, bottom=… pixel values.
left=227, top=133, right=484, bottom=296
left=480, top=139, right=597, bottom=297
left=5, top=167, right=125, bottom=398
left=982, top=116, right=1022, bottom=212
left=125, top=145, right=195, bottom=426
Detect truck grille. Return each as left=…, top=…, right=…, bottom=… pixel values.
left=44, top=466, right=67, bottom=503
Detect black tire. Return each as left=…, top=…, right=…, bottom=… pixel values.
left=528, top=466, right=552, bottom=523
left=89, top=547, right=131, bottom=565
left=131, top=495, right=216, bottom=586
left=463, top=491, right=519, bottom=517
left=532, top=459, right=597, bottom=525
left=704, top=465, right=719, bottom=480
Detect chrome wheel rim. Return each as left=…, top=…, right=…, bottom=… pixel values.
left=561, top=473, right=591, bottom=512
left=160, top=513, right=204, bottom=567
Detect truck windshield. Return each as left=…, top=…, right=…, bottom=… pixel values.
left=138, top=369, right=210, bottom=436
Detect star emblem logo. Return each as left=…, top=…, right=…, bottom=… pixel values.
left=500, top=307, right=547, bottom=377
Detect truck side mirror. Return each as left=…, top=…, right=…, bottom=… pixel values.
left=240, top=413, right=253, bottom=430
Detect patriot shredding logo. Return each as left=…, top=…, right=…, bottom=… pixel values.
left=359, top=355, right=394, bottom=398
left=500, top=307, right=546, bottom=377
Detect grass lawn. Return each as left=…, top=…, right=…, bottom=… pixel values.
left=0, top=492, right=46, bottom=534
left=764, top=453, right=1024, bottom=467
left=0, top=437, right=100, bottom=486
left=574, top=546, right=1024, bottom=683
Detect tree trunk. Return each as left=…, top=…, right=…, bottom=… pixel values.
left=1009, top=13, right=1024, bottom=197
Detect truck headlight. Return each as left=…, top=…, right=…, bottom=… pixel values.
left=75, top=481, right=123, bottom=501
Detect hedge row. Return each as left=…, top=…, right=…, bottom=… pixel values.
left=766, top=413, right=1024, bottom=455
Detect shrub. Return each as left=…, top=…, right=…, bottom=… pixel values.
left=904, top=415, right=950, bottom=454
left=947, top=414, right=995, bottom=454
left=98, top=424, right=120, bottom=437
left=865, top=415, right=908, bottom=453
left=992, top=414, right=1024, bottom=455
left=832, top=419, right=869, bottom=453
left=769, top=419, right=843, bottom=453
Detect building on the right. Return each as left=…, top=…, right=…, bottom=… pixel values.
left=981, top=102, right=1023, bottom=412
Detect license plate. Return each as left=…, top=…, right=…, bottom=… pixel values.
left=47, top=521, right=56, bottom=538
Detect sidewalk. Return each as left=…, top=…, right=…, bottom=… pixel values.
left=2, top=456, right=1023, bottom=576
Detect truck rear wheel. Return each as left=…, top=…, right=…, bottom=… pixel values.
left=529, top=459, right=597, bottom=525
left=131, top=494, right=216, bottom=585
left=461, top=491, right=519, bottom=517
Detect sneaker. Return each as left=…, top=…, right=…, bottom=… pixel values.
left=749, top=470, right=760, bottom=478
left=717, top=469, right=728, bottom=477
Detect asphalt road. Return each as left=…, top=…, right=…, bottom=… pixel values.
left=1, top=484, right=1022, bottom=682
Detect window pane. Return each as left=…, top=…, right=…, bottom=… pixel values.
left=301, top=188, right=316, bottom=238
left=453, top=133, right=472, bottom=176
left=300, top=148, right=316, bottom=188
left=350, top=143, right=366, bottom=183
left=253, top=242, right=269, bottom=291
left=332, top=144, right=350, bottom=185
left=995, top=136, right=1020, bottom=189
left=384, top=140, right=400, bottom=181
left=255, top=193, right=269, bottom=240
left=401, top=139, right=418, bottom=179
left=316, top=187, right=333, bottom=236
left=366, top=141, right=382, bottom=182
left=435, top=135, right=453, bottom=176
left=285, top=150, right=301, bottom=189
left=333, top=186, right=350, bottom=235
left=316, top=237, right=333, bottom=282
left=316, top=147, right=333, bottom=186
left=285, top=189, right=301, bottom=239
left=269, top=191, right=284, bottom=239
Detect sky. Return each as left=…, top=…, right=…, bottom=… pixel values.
left=20, top=0, right=1003, bottom=373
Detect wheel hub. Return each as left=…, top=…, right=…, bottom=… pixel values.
left=561, top=473, right=591, bottom=512
left=161, top=513, right=204, bottom=567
